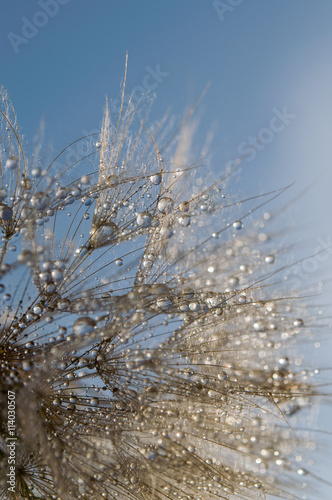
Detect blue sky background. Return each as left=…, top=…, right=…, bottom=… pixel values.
left=1, top=1, right=332, bottom=497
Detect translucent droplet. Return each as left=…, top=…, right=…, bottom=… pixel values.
left=265, top=255, right=275, bottom=264
left=179, top=201, right=189, bottom=212
left=150, top=173, right=162, bottom=185
left=31, top=167, right=42, bottom=178
left=51, top=269, right=64, bottom=281
left=30, top=192, right=49, bottom=211
left=233, top=220, right=243, bottom=230
left=0, top=188, right=8, bottom=202
left=115, top=259, right=123, bottom=266
left=57, top=298, right=71, bottom=311
left=0, top=203, right=13, bottom=221
left=137, top=212, right=152, bottom=228
left=157, top=197, right=174, bottom=214
left=73, top=316, right=96, bottom=335
left=253, top=321, right=265, bottom=332
left=278, top=357, right=290, bottom=369
left=6, top=157, right=18, bottom=170
left=157, top=297, right=173, bottom=311
left=22, top=360, right=33, bottom=371
left=178, top=215, right=190, bottom=227
left=294, top=318, right=304, bottom=327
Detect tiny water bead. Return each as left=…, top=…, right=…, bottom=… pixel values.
left=233, top=220, right=243, bottom=230
left=73, top=316, right=97, bottom=335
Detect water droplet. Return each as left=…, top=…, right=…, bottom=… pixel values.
left=157, top=297, right=173, bottom=311
left=0, top=203, right=13, bottom=221
left=278, top=357, right=290, bottom=369
left=178, top=215, right=190, bottom=227
left=6, top=157, right=18, bottom=170
left=31, top=167, right=42, bottom=178
left=157, top=197, right=173, bottom=214
left=265, top=255, right=275, bottom=264
left=115, top=259, right=123, bottom=266
left=57, top=298, right=71, bottom=311
left=179, top=201, right=189, bottom=212
left=73, top=316, right=96, bottom=335
left=22, top=360, right=33, bottom=371
left=150, top=173, right=162, bottom=185
left=30, top=193, right=49, bottom=211
left=0, top=188, right=8, bottom=202
left=233, top=220, right=243, bottom=230
left=137, top=212, right=152, bottom=228
left=253, top=321, right=265, bottom=332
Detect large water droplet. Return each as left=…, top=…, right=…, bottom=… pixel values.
left=137, top=212, right=152, bottom=228
left=0, top=203, right=13, bottom=221
left=150, top=173, right=162, bottom=185
left=157, top=197, right=174, bottom=214
left=73, top=316, right=96, bottom=335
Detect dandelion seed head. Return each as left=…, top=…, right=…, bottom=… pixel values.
left=0, top=80, right=327, bottom=500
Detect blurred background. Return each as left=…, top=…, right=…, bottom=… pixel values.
left=1, top=1, right=332, bottom=497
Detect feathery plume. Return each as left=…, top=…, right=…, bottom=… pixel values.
left=0, top=62, right=328, bottom=499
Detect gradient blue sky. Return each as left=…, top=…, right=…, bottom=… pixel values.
left=1, top=1, right=332, bottom=497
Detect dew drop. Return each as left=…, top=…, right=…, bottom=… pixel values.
left=150, top=173, right=162, bottom=185
left=233, top=220, right=243, bottom=230
left=157, top=197, right=174, bottom=214
left=31, top=192, right=49, bottom=211
left=6, top=157, right=18, bottom=170
left=178, top=215, right=190, bottom=227
left=0, top=203, right=13, bottom=221
left=73, top=316, right=96, bottom=335
left=137, top=212, right=152, bottom=228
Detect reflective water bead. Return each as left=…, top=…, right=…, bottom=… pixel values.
left=150, top=173, right=162, bottom=185
left=30, top=193, right=49, bottom=210
left=0, top=203, right=13, bottom=221
left=137, top=212, right=152, bottom=228
left=233, top=220, right=243, bottom=230
left=73, top=316, right=96, bottom=335
left=157, top=197, right=174, bottom=214
left=6, top=157, right=18, bottom=170
left=178, top=215, right=190, bottom=227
